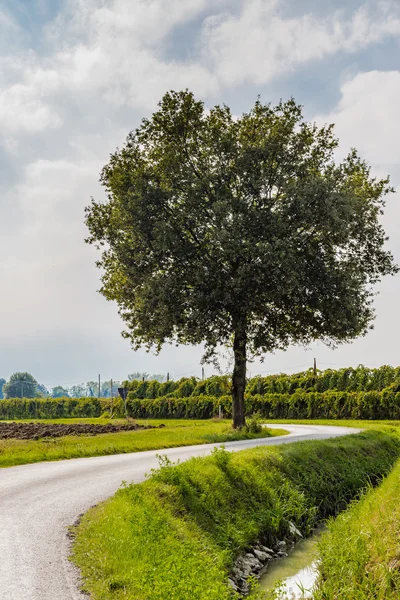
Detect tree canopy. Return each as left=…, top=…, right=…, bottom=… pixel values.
left=0, top=378, right=5, bottom=399
left=51, top=385, right=70, bottom=398
left=85, top=90, right=397, bottom=427
left=3, top=372, right=39, bottom=399
left=128, top=372, right=166, bottom=383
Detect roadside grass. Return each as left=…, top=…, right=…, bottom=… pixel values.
left=0, top=419, right=287, bottom=468
left=71, top=430, right=400, bottom=600
left=2, top=415, right=400, bottom=468
left=314, top=457, right=400, bottom=599
left=266, top=418, right=400, bottom=430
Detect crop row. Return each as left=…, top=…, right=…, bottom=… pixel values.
left=127, top=390, right=400, bottom=420
left=123, top=365, right=400, bottom=399
left=3, top=387, right=400, bottom=420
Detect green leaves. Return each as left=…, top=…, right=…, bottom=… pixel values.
left=3, top=372, right=39, bottom=399
left=86, top=90, right=396, bottom=360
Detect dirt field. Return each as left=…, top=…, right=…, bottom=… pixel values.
left=0, top=421, right=165, bottom=440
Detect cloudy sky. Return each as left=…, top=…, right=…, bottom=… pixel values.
left=1, top=0, right=399, bottom=387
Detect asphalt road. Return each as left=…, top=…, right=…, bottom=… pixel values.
left=0, top=423, right=361, bottom=600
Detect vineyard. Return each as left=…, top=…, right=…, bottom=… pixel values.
left=2, top=365, right=400, bottom=420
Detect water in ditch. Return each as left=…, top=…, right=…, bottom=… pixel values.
left=256, top=527, right=325, bottom=599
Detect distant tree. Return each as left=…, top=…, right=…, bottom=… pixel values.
left=37, top=383, right=49, bottom=397
left=128, top=372, right=166, bottom=382
left=86, top=90, right=397, bottom=428
left=3, top=372, right=39, bottom=398
left=69, top=384, right=86, bottom=398
left=86, top=381, right=98, bottom=397
left=0, top=378, right=5, bottom=399
left=99, top=381, right=121, bottom=397
left=51, top=386, right=70, bottom=398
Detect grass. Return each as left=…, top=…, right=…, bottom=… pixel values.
left=313, top=457, right=400, bottom=600
left=266, top=418, right=400, bottom=430
left=71, top=430, right=400, bottom=600
left=0, top=419, right=287, bottom=468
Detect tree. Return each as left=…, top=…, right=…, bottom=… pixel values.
left=51, top=386, right=70, bottom=398
left=69, top=384, right=86, bottom=398
left=86, top=381, right=98, bottom=397
left=3, top=372, right=39, bottom=399
left=0, top=378, right=5, bottom=399
left=128, top=372, right=166, bottom=382
left=85, top=91, right=397, bottom=428
left=37, top=383, right=49, bottom=397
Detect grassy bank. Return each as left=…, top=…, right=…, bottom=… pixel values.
left=314, top=457, right=400, bottom=599
left=71, top=430, right=400, bottom=600
left=0, top=419, right=286, bottom=468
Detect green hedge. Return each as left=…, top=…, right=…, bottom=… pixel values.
left=0, top=397, right=125, bottom=420
left=246, top=390, right=400, bottom=419
left=126, top=389, right=400, bottom=420
left=123, top=375, right=231, bottom=399
left=126, top=394, right=231, bottom=419
left=122, top=366, right=400, bottom=400
left=3, top=384, right=400, bottom=421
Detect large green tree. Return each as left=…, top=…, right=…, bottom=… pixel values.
left=0, top=378, right=5, bottom=399
left=3, top=372, right=39, bottom=399
left=85, top=91, right=397, bottom=428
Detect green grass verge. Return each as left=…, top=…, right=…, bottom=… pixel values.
left=313, top=457, right=400, bottom=599
left=0, top=419, right=286, bottom=468
left=71, top=430, right=400, bottom=600
left=266, top=418, right=400, bottom=430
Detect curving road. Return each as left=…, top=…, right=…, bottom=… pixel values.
left=0, top=424, right=361, bottom=600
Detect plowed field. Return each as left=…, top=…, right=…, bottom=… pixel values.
left=0, top=421, right=165, bottom=440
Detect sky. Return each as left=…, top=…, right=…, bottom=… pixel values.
left=1, top=0, right=400, bottom=388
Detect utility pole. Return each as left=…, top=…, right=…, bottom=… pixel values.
left=313, top=358, right=317, bottom=377
left=202, top=367, right=205, bottom=381
left=167, top=372, right=169, bottom=382
left=110, top=378, right=113, bottom=418
left=98, top=374, right=101, bottom=397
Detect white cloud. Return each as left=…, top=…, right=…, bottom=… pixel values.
left=0, top=83, right=62, bottom=133
left=313, top=70, right=400, bottom=302
left=2, top=0, right=400, bottom=379
left=201, top=1, right=400, bottom=85
left=315, top=70, right=400, bottom=169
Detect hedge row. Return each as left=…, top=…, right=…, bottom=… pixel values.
left=127, top=395, right=231, bottom=419
left=3, top=387, right=400, bottom=420
left=123, top=376, right=231, bottom=400
left=123, top=366, right=400, bottom=400
left=0, top=397, right=124, bottom=420
left=126, top=389, right=400, bottom=420
left=247, top=365, right=400, bottom=395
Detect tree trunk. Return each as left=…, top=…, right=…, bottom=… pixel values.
left=232, top=321, right=247, bottom=429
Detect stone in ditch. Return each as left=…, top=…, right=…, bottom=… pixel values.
left=288, top=521, right=303, bottom=538
left=246, top=554, right=262, bottom=569
left=228, top=579, right=238, bottom=591
left=275, top=540, right=286, bottom=550
left=231, top=567, right=242, bottom=579
left=260, top=545, right=275, bottom=554
left=253, top=549, right=270, bottom=562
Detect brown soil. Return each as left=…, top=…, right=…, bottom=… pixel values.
left=0, top=421, right=165, bottom=441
